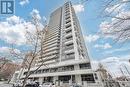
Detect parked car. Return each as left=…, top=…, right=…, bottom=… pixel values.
left=42, top=83, right=52, bottom=87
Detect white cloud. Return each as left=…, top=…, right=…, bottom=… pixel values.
left=0, top=47, right=22, bottom=63
left=0, top=15, right=35, bottom=45
left=94, top=43, right=112, bottom=49
left=100, top=56, right=130, bottom=77
left=19, top=0, right=29, bottom=6
left=0, top=9, right=44, bottom=46
left=43, top=16, right=47, bottom=22
left=6, top=16, right=23, bottom=24
left=73, top=4, right=84, bottom=13
left=0, top=47, right=21, bottom=57
left=30, top=9, right=41, bottom=20
left=105, top=47, right=130, bottom=54
left=0, top=47, right=20, bottom=54
left=84, top=34, right=100, bottom=43
left=92, top=56, right=130, bottom=77
left=100, top=21, right=111, bottom=33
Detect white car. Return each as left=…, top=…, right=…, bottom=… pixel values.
left=42, top=83, right=52, bottom=87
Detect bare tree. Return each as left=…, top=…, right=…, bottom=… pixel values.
left=100, top=0, right=130, bottom=42
left=0, top=57, right=19, bottom=83
left=0, top=57, right=10, bottom=72
left=9, top=13, right=49, bottom=87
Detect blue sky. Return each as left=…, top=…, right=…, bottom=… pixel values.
left=0, top=0, right=130, bottom=76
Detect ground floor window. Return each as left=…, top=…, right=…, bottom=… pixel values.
left=81, top=74, right=95, bottom=83
left=59, top=75, right=71, bottom=83
left=43, top=77, right=53, bottom=83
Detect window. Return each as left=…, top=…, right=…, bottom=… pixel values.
left=50, top=68, right=58, bottom=73
left=66, top=43, right=73, bottom=46
left=66, top=30, right=72, bottom=33
left=81, top=74, right=95, bottom=83
left=62, top=65, right=74, bottom=71
left=79, top=63, right=91, bottom=69
left=36, top=70, right=41, bottom=74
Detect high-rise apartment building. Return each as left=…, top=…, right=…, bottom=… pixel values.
left=11, top=2, right=103, bottom=87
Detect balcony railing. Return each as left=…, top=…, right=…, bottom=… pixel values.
left=43, top=44, right=58, bottom=51
left=65, top=46, right=74, bottom=50
left=66, top=37, right=73, bottom=41
left=43, top=50, right=58, bottom=57
left=43, top=40, right=59, bottom=47
left=43, top=46, right=59, bottom=52
left=65, top=27, right=72, bottom=32
left=65, top=54, right=75, bottom=60
left=65, top=33, right=72, bottom=38
left=65, top=49, right=74, bottom=54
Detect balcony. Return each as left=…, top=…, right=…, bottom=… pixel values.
left=43, top=43, right=58, bottom=50
left=65, top=32, right=72, bottom=38
left=65, top=10, right=70, bottom=14
left=65, top=54, right=75, bottom=60
left=64, top=49, right=74, bottom=54
left=65, top=18, right=71, bottom=22
left=65, top=19, right=71, bottom=24
left=65, top=14, right=70, bottom=18
left=43, top=39, right=59, bottom=46
left=65, top=27, right=72, bottom=32
left=65, top=16, right=71, bottom=20
left=66, top=37, right=73, bottom=41
left=45, top=36, right=59, bottom=42
left=45, top=33, right=59, bottom=39
left=46, top=55, right=58, bottom=60
left=43, top=46, right=59, bottom=52
left=65, top=22, right=71, bottom=27
left=44, top=37, right=59, bottom=44
left=64, top=39, right=73, bottom=45
left=65, top=45, right=74, bottom=50
left=43, top=50, right=58, bottom=57
left=65, top=13, right=70, bottom=17
left=38, top=55, right=58, bottom=63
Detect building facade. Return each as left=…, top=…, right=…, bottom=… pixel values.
left=11, top=2, right=103, bottom=87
